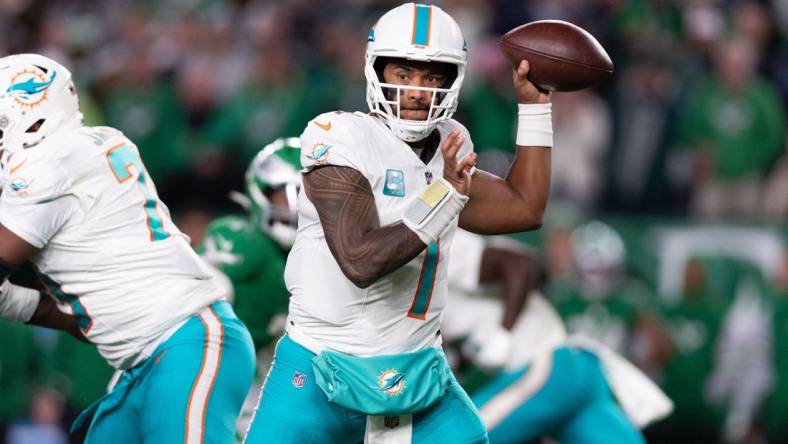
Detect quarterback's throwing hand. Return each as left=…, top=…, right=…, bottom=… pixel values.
left=513, top=60, right=551, bottom=105
left=441, top=130, right=476, bottom=196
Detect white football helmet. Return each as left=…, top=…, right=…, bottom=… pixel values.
left=365, top=3, right=467, bottom=142
left=0, top=54, right=82, bottom=153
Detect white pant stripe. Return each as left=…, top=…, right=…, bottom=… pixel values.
left=241, top=335, right=285, bottom=444
left=185, top=307, right=224, bottom=444
left=479, top=351, right=554, bottom=431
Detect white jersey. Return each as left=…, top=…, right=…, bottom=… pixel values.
left=0, top=125, right=225, bottom=369
left=442, top=229, right=567, bottom=370
left=443, top=230, right=673, bottom=426
left=285, top=111, right=473, bottom=357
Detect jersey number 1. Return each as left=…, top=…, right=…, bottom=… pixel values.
left=105, top=144, right=169, bottom=241
left=407, top=240, right=440, bottom=320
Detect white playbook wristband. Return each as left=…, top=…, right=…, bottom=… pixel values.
left=516, top=102, right=553, bottom=147
left=0, top=280, right=41, bottom=323
left=402, top=177, right=469, bottom=245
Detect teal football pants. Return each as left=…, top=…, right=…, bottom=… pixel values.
left=243, top=334, right=488, bottom=444
left=473, top=346, right=645, bottom=444
left=75, top=301, right=255, bottom=444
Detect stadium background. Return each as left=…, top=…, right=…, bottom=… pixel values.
left=0, top=0, right=786, bottom=443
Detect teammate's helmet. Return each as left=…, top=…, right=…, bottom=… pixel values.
left=365, top=3, right=467, bottom=142
left=0, top=54, right=82, bottom=153
left=570, top=221, right=626, bottom=296
left=233, top=137, right=302, bottom=248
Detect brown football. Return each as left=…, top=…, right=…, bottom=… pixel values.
left=500, top=20, right=613, bottom=92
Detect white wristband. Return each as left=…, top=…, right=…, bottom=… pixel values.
left=402, top=177, right=469, bottom=245
left=516, top=103, right=553, bottom=147
left=474, top=325, right=513, bottom=370
left=0, top=280, right=41, bottom=323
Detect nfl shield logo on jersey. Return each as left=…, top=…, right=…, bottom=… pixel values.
left=292, top=371, right=307, bottom=388
left=384, top=416, right=400, bottom=428
left=383, top=169, right=405, bottom=197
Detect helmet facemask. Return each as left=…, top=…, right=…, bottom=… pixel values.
left=230, top=137, right=302, bottom=249
left=365, top=56, right=463, bottom=142
left=254, top=182, right=300, bottom=249
left=570, top=221, right=627, bottom=298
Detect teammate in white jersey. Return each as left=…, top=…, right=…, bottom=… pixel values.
left=245, top=3, right=553, bottom=443
left=0, top=54, right=255, bottom=443
left=443, top=230, right=671, bottom=444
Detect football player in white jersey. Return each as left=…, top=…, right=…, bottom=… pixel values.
left=0, top=54, right=255, bottom=443
left=245, top=3, right=552, bottom=444
left=443, top=229, right=671, bottom=444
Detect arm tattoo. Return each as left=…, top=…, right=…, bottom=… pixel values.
left=304, top=166, right=426, bottom=288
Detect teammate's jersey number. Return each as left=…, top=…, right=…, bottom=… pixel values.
left=105, top=144, right=169, bottom=241
left=407, top=240, right=440, bottom=320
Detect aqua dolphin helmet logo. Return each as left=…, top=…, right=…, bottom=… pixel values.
left=6, top=69, right=57, bottom=109
left=8, top=71, right=56, bottom=94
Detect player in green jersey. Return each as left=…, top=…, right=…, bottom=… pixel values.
left=766, top=248, right=788, bottom=443
left=197, top=137, right=301, bottom=354
left=548, top=221, right=672, bottom=372
left=657, top=256, right=728, bottom=442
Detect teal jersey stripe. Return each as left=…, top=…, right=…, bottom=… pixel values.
left=408, top=240, right=440, bottom=319
left=39, top=272, right=93, bottom=333
left=139, top=174, right=168, bottom=240
left=107, top=144, right=169, bottom=241
left=412, top=4, right=432, bottom=46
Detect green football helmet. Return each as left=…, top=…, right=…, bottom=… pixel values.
left=231, top=137, right=302, bottom=248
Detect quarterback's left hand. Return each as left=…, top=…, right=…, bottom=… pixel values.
left=441, top=130, right=477, bottom=196
left=513, top=60, right=551, bottom=105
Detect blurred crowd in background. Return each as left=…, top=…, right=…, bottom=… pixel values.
left=0, top=0, right=786, bottom=443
